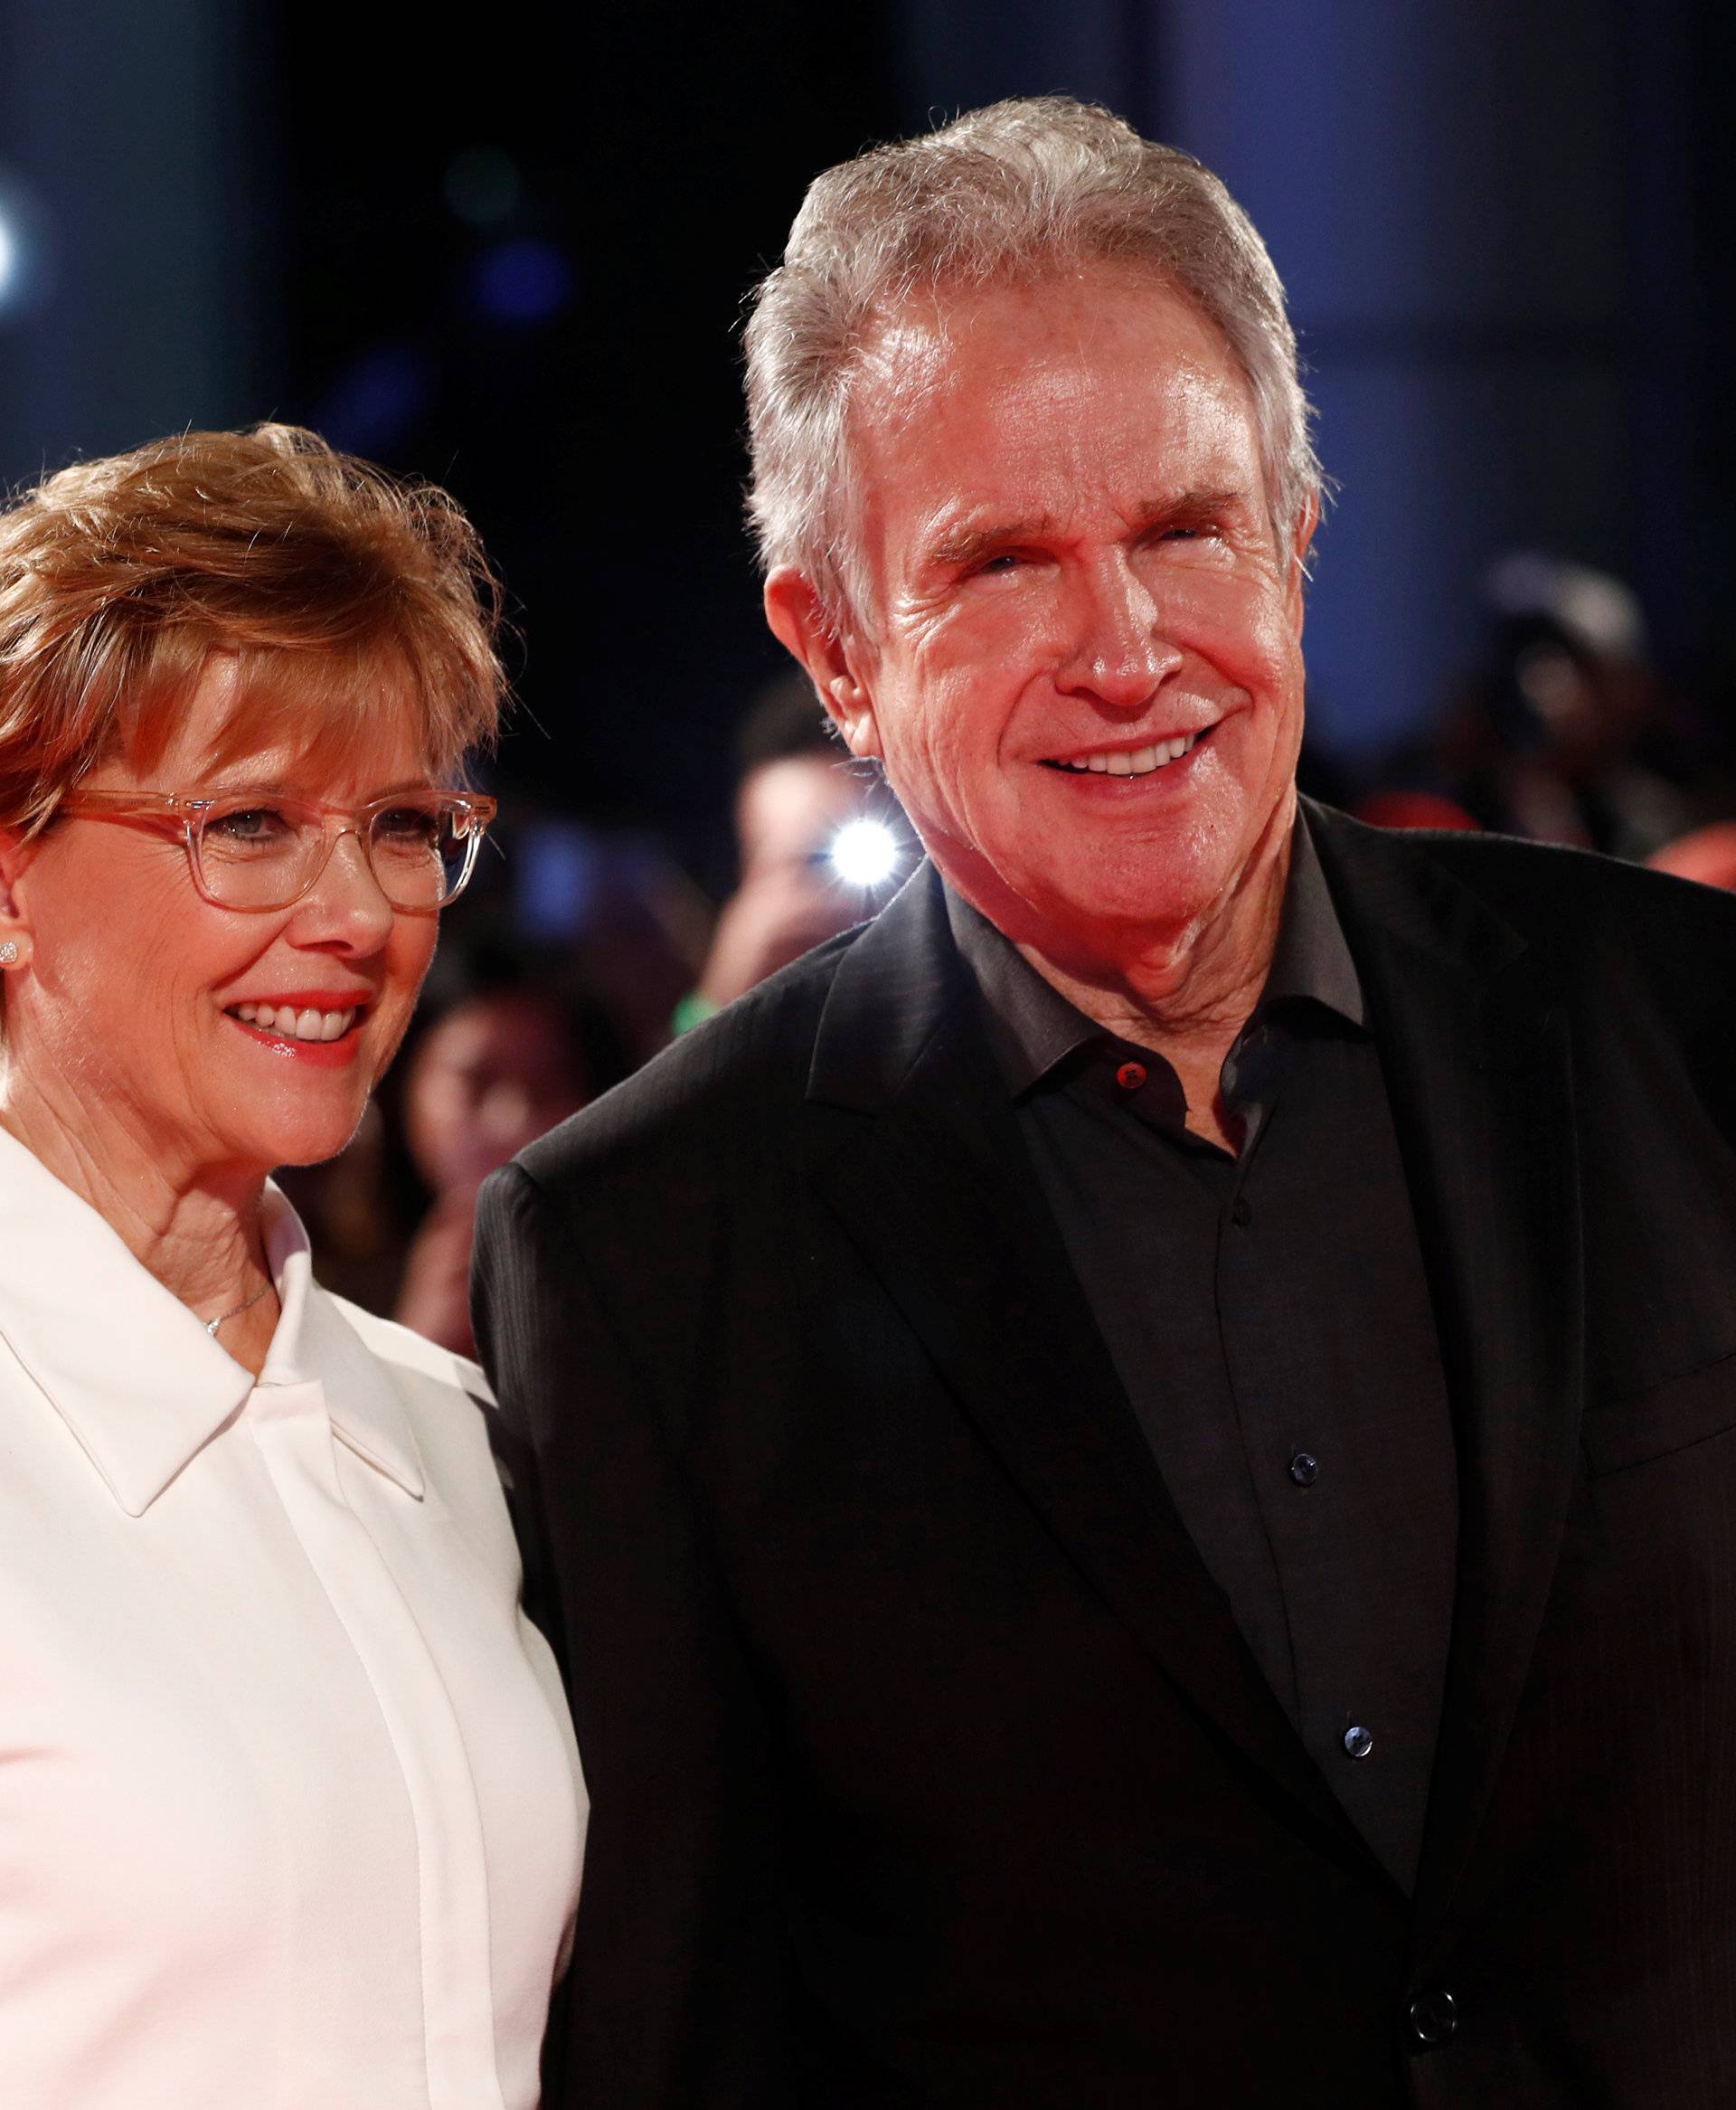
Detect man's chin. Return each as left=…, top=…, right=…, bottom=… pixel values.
left=973, top=880, right=1215, bottom=979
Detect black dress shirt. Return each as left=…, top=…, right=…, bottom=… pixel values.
left=945, top=819, right=1458, bottom=1891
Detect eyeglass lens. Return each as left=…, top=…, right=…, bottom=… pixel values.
left=193, top=797, right=478, bottom=910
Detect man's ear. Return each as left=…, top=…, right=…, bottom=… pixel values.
left=763, top=567, right=882, bottom=761
left=1287, top=492, right=1322, bottom=640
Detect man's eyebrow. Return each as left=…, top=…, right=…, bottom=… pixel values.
left=925, top=489, right=1251, bottom=570
left=1130, top=487, right=1244, bottom=526
left=925, top=515, right=1061, bottom=569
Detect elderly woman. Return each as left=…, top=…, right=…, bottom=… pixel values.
left=0, top=425, right=582, bottom=2106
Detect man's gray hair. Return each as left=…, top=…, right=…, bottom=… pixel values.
left=743, top=96, right=1322, bottom=630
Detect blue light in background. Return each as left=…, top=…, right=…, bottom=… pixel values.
left=515, top=820, right=603, bottom=939
left=311, top=343, right=435, bottom=456
left=0, top=172, right=51, bottom=323
left=467, top=238, right=573, bottom=326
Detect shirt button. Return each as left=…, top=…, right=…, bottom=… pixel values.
left=1407, top=1989, right=1458, bottom=2048
left=1344, top=1725, right=1374, bottom=1760
left=1115, top=1061, right=1146, bottom=1091
left=1289, top=1451, right=1318, bottom=1486
left=1231, top=1197, right=1252, bottom=1227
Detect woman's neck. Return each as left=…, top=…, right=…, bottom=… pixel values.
left=0, top=1077, right=275, bottom=1340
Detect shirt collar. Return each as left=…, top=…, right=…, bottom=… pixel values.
left=1262, top=812, right=1365, bottom=1025
left=944, top=809, right=1365, bottom=1100
left=255, top=1190, right=426, bottom=1501
left=0, top=1125, right=422, bottom=1515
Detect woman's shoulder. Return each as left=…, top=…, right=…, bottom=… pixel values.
left=314, top=1290, right=518, bottom=1552
left=323, top=1292, right=494, bottom=1408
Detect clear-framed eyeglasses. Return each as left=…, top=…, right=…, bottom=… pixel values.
left=55, top=785, right=499, bottom=913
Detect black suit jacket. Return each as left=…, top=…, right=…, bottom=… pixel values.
left=475, top=803, right=1736, bottom=2107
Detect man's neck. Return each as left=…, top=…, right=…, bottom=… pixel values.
left=1010, top=818, right=1294, bottom=1152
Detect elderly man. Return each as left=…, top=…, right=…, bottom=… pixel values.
left=476, top=99, right=1736, bottom=2108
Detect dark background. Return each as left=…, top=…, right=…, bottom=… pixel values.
left=2, top=0, right=1733, bottom=884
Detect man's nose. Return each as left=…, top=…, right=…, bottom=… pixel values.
left=1055, top=554, right=1183, bottom=710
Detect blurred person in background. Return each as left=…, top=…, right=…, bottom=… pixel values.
left=681, top=673, right=911, bottom=1025
left=0, top=425, right=581, bottom=2107
left=1647, top=818, right=1736, bottom=889
left=1365, top=552, right=1689, bottom=856
left=480, top=98, right=1736, bottom=2108
left=392, top=938, right=629, bottom=1356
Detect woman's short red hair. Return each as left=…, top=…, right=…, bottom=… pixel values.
left=0, top=423, right=506, bottom=835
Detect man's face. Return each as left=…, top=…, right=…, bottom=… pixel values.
left=815, top=270, right=1309, bottom=968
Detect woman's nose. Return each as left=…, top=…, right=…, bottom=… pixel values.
left=291, top=828, right=397, bottom=947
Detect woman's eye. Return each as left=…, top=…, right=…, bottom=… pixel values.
left=376, top=805, right=442, bottom=845
left=210, top=805, right=294, bottom=845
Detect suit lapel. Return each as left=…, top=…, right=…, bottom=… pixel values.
left=805, top=866, right=1391, bottom=1880
left=1310, top=808, right=1585, bottom=1949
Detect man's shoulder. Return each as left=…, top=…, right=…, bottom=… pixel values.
left=1315, top=804, right=1736, bottom=968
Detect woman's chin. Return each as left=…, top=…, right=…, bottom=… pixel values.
left=234, top=1106, right=370, bottom=1176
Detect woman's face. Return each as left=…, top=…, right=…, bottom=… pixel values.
left=0, top=659, right=440, bottom=1186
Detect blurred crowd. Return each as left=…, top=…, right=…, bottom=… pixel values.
left=291, top=551, right=1736, bottom=1331
left=1316, top=550, right=1736, bottom=881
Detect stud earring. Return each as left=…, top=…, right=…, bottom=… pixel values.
left=0, top=941, right=16, bottom=967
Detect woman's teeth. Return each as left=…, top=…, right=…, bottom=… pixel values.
left=229, top=1002, right=356, bottom=1043
left=1054, top=732, right=1201, bottom=775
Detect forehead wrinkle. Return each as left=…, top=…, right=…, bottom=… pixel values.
left=849, top=277, right=1273, bottom=613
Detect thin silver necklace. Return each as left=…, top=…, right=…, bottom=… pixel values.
left=204, top=1279, right=275, bottom=1339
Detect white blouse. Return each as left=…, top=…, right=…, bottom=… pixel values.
left=0, top=1124, right=585, bottom=2109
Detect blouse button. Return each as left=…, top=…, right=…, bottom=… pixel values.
left=1115, top=1061, right=1147, bottom=1091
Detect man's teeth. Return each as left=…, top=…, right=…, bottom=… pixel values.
left=230, top=1003, right=356, bottom=1043
left=1054, top=732, right=1202, bottom=775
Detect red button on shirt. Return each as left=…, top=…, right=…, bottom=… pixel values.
left=1116, top=1061, right=1147, bottom=1091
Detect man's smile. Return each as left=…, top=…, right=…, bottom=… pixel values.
left=1042, top=726, right=1212, bottom=776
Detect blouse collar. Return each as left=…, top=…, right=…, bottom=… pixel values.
left=0, top=1123, right=423, bottom=1515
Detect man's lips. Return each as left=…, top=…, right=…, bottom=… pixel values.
left=1040, top=723, right=1217, bottom=778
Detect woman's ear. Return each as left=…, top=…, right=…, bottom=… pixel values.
left=0, top=828, right=35, bottom=971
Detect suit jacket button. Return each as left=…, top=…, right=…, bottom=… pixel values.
left=1407, top=1989, right=1457, bottom=2048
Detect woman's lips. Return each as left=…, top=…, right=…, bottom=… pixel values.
left=223, top=1006, right=367, bottom=1068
